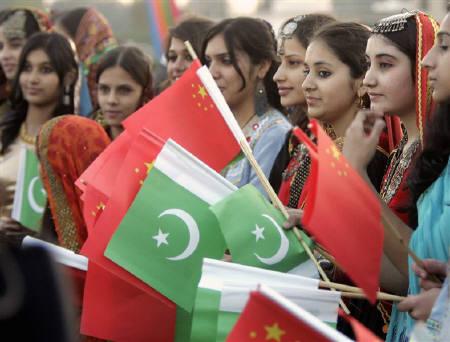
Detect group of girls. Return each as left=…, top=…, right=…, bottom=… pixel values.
left=0, top=4, right=448, bottom=342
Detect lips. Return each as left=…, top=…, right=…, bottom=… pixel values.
left=103, top=111, right=123, bottom=120
left=305, top=96, right=320, bottom=106
left=368, top=93, right=383, bottom=101
left=24, top=87, right=42, bottom=95
left=277, top=87, right=293, bottom=96
left=2, top=63, right=16, bottom=74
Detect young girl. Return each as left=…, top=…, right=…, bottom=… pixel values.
left=95, top=46, right=153, bottom=139
left=0, top=8, right=51, bottom=121
left=0, top=32, right=78, bottom=239
left=269, top=14, right=336, bottom=197
left=202, top=17, right=291, bottom=194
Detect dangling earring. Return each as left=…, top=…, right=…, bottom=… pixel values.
left=63, top=84, right=71, bottom=106
left=254, top=78, right=268, bottom=116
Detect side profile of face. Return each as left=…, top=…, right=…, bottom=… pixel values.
left=422, top=14, right=450, bottom=103
left=97, top=65, right=144, bottom=127
left=0, top=26, right=26, bottom=80
left=19, top=49, right=60, bottom=107
left=273, top=37, right=307, bottom=107
left=166, top=37, right=193, bottom=84
left=364, top=35, right=416, bottom=116
left=204, top=34, right=258, bottom=110
left=302, top=40, right=359, bottom=123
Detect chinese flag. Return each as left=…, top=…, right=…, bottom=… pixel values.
left=82, top=184, right=108, bottom=233
left=123, top=59, right=240, bottom=172
left=292, top=120, right=383, bottom=303
left=81, top=261, right=176, bottom=341
left=227, top=289, right=344, bottom=342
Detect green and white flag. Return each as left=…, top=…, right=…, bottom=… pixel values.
left=105, top=139, right=237, bottom=312
left=190, top=258, right=320, bottom=342
left=210, top=184, right=315, bottom=275
left=12, top=146, right=46, bottom=231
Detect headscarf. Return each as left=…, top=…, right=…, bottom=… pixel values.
left=73, top=8, right=117, bottom=107
left=373, top=10, right=439, bottom=145
left=37, top=115, right=110, bottom=252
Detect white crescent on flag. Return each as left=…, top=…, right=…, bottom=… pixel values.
left=28, top=176, right=45, bottom=214
left=254, top=214, right=289, bottom=265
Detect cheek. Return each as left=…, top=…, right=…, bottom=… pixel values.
left=122, top=92, right=143, bottom=114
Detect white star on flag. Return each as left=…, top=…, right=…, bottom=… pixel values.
left=153, top=228, right=169, bottom=248
left=251, top=224, right=265, bottom=241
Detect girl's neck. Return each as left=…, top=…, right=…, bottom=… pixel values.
left=398, top=109, right=419, bottom=146
left=24, top=103, right=57, bottom=137
left=327, top=102, right=359, bottom=138
left=110, top=125, right=124, bottom=140
left=233, top=97, right=256, bottom=129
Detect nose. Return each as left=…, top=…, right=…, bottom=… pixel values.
left=107, top=89, right=118, bottom=105
left=28, top=69, right=40, bottom=84
left=273, top=63, right=286, bottom=83
left=363, top=65, right=377, bottom=88
left=173, top=56, right=187, bottom=72
left=208, top=61, right=220, bottom=80
left=301, top=72, right=315, bottom=92
left=421, top=46, right=436, bottom=71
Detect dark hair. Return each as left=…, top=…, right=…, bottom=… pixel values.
left=280, top=14, right=336, bottom=49
left=201, top=17, right=282, bottom=112
left=55, top=7, right=88, bottom=39
left=0, top=9, right=41, bottom=39
left=96, top=46, right=154, bottom=106
left=313, top=22, right=370, bottom=79
left=408, top=99, right=450, bottom=227
left=165, top=16, right=214, bottom=59
left=0, top=32, right=78, bottom=154
left=372, top=16, right=417, bottom=78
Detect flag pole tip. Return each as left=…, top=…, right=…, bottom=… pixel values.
left=184, top=41, right=198, bottom=61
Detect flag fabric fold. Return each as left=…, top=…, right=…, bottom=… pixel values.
left=104, top=139, right=237, bottom=311
left=293, top=121, right=383, bottom=303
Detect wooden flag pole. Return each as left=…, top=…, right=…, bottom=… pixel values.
left=341, top=291, right=404, bottom=302
left=184, top=40, right=351, bottom=313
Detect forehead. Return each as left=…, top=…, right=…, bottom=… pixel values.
left=26, top=49, right=50, bottom=63
left=205, top=34, right=227, bottom=55
left=439, top=13, right=450, bottom=33
left=305, top=39, right=340, bottom=64
left=366, top=34, right=406, bottom=57
left=279, top=37, right=306, bottom=56
left=99, top=65, right=139, bottom=85
left=168, top=37, right=187, bottom=52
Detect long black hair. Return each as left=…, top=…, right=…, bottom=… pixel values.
left=408, top=99, right=450, bottom=227
left=201, top=17, right=283, bottom=113
left=0, top=32, right=78, bottom=154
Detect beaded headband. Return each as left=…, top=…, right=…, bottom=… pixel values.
left=3, top=10, right=26, bottom=40
left=372, top=10, right=417, bottom=33
left=278, top=15, right=306, bottom=39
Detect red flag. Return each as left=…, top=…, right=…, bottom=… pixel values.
left=123, top=60, right=240, bottom=172
left=81, top=129, right=164, bottom=295
left=82, top=184, right=108, bottom=233
left=81, top=262, right=176, bottom=341
left=292, top=120, right=383, bottom=303
left=227, top=287, right=350, bottom=342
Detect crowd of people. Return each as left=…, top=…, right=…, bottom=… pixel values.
left=0, top=4, right=448, bottom=341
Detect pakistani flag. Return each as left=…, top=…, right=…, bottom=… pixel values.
left=105, top=139, right=237, bottom=311
left=210, top=185, right=313, bottom=273
left=12, top=146, right=46, bottom=231
left=190, top=258, right=319, bottom=341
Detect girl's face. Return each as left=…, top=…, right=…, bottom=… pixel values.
left=204, top=34, right=260, bottom=110
left=0, top=26, right=26, bottom=80
left=422, top=14, right=450, bottom=103
left=364, top=35, right=416, bottom=116
left=166, top=37, right=193, bottom=84
left=19, top=49, right=60, bottom=107
left=97, top=65, right=144, bottom=127
left=273, top=37, right=307, bottom=107
left=302, top=40, right=360, bottom=123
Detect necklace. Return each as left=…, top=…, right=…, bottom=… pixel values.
left=19, top=123, right=36, bottom=145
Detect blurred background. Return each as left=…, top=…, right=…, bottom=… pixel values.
left=1, top=0, right=448, bottom=61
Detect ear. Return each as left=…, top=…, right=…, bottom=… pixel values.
left=63, top=68, right=77, bottom=88
left=256, top=59, right=271, bottom=80
left=353, top=77, right=366, bottom=98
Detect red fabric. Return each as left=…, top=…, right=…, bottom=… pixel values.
left=81, top=262, right=176, bottom=342
left=227, top=291, right=332, bottom=342
left=123, top=60, right=240, bottom=172
left=293, top=122, right=383, bottom=303
left=339, top=310, right=382, bottom=342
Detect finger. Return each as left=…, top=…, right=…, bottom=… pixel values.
left=412, top=263, right=428, bottom=279
left=420, top=279, right=443, bottom=291
left=421, top=259, right=448, bottom=277
left=367, top=119, right=385, bottom=143
left=397, top=296, right=416, bottom=312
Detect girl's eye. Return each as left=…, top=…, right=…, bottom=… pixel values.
left=23, top=63, right=32, bottom=72
left=303, top=68, right=310, bottom=76
left=98, top=85, right=109, bottom=94
left=318, top=70, right=331, bottom=78
left=379, top=62, right=392, bottom=69
left=41, top=66, right=54, bottom=74
left=167, top=54, right=177, bottom=63
left=288, top=60, right=302, bottom=67
left=118, top=86, right=132, bottom=95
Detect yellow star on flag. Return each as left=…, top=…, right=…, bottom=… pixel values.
left=96, top=202, right=106, bottom=211
left=197, top=85, right=208, bottom=99
left=330, top=145, right=341, bottom=160
left=249, top=331, right=257, bottom=339
left=145, top=161, right=154, bottom=174
left=265, top=323, right=285, bottom=342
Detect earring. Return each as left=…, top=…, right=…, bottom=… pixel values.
left=63, top=84, right=71, bottom=106
left=254, top=79, right=268, bottom=116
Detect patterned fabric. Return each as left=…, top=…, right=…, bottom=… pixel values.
left=387, top=159, right=450, bottom=342
left=37, top=115, right=110, bottom=252
left=74, top=8, right=117, bottom=108
left=223, top=108, right=291, bottom=196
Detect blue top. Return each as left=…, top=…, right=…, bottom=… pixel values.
left=223, top=108, right=291, bottom=196
left=387, top=158, right=450, bottom=341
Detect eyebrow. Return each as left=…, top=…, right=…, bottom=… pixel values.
left=437, top=32, right=450, bottom=38
left=373, top=53, right=398, bottom=60
left=313, top=61, right=332, bottom=67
